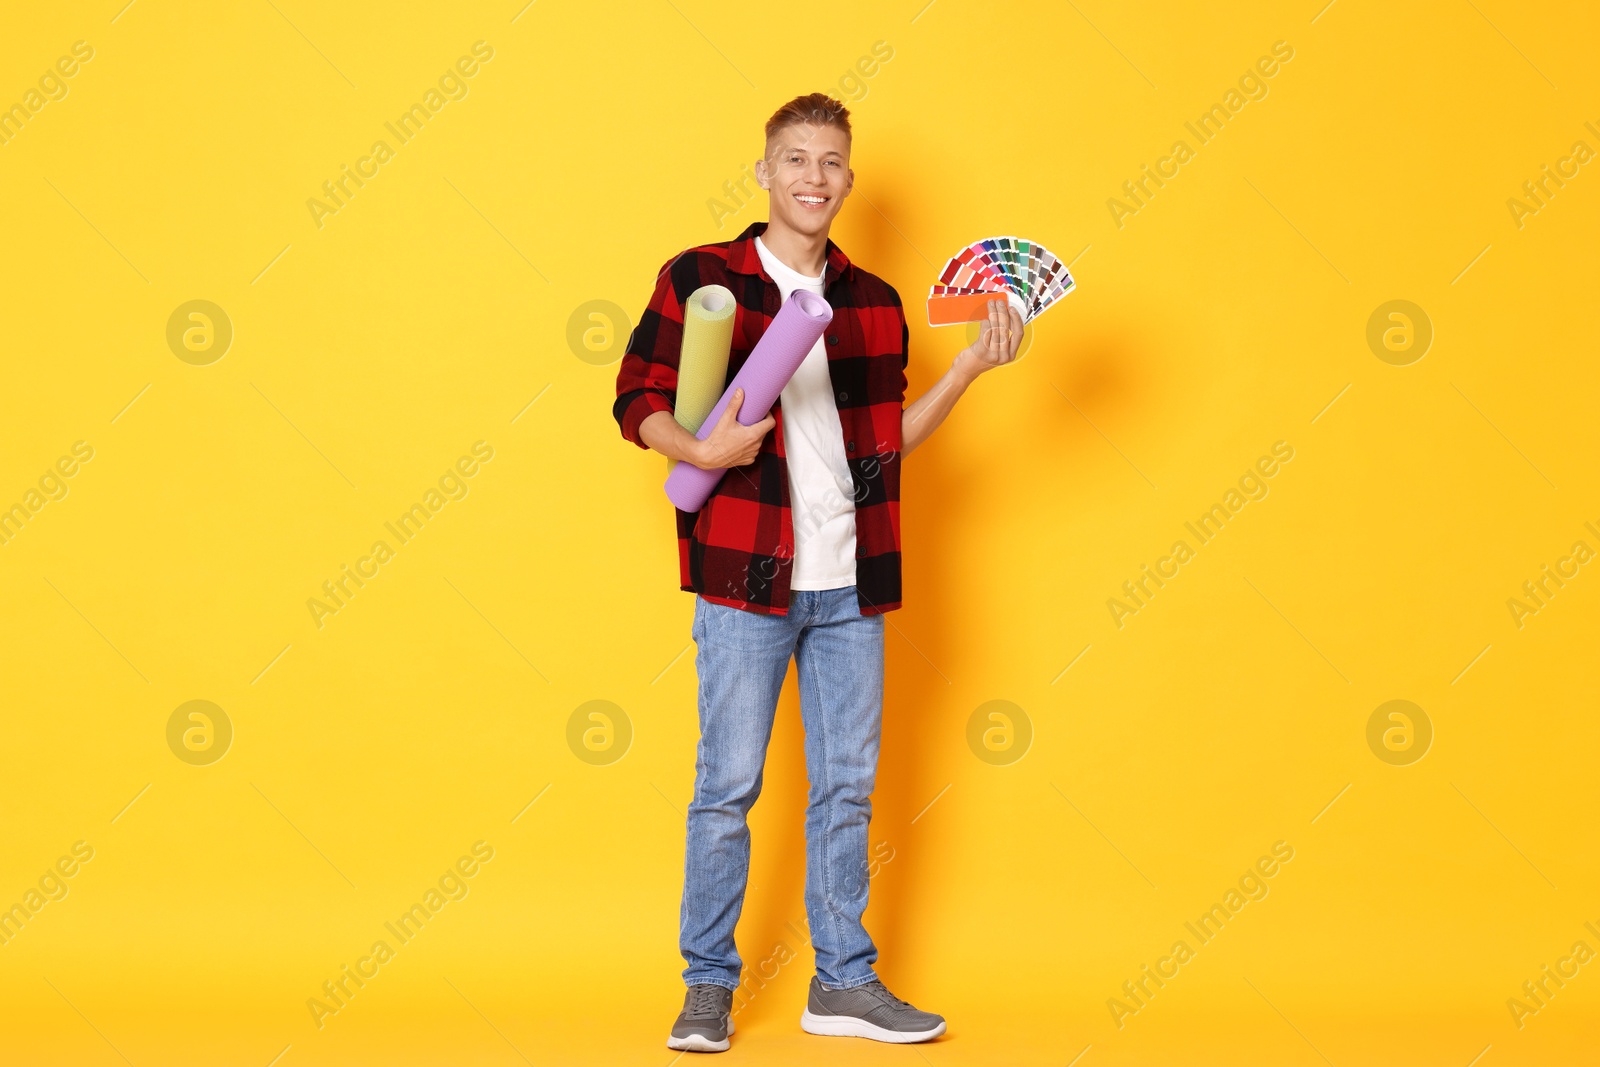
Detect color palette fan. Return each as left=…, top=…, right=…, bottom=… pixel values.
left=927, top=236, right=1075, bottom=327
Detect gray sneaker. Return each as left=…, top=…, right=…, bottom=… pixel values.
left=800, top=976, right=946, bottom=1043
left=667, top=984, right=735, bottom=1053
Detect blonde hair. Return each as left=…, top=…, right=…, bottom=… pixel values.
left=763, top=92, right=851, bottom=146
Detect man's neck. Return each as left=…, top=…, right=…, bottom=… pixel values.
left=758, top=218, right=828, bottom=277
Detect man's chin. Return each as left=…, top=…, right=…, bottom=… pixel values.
left=775, top=208, right=836, bottom=235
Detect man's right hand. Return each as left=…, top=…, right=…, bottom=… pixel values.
left=694, top=388, right=774, bottom=469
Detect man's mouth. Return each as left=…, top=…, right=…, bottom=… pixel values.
left=794, top=193, right=830, bottom=210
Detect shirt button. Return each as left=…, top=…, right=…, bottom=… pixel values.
left=847, top=440, right=855, bottom=452
left=827, top=335, right=839, bottom=345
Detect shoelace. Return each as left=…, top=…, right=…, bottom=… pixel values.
left=686, top=985, right=728, bottom=1019
left=859, top=980, right=912, bottom=1009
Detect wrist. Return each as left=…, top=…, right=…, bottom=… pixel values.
left=686, top=437, right=712, bottom=468
left=951, top=347, right=985, bottom=384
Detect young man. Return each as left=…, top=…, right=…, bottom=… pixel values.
left=613, top=93, right=1022, bottom=1053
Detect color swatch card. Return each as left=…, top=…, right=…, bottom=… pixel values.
left=927, top=236, right=1075, bottom=326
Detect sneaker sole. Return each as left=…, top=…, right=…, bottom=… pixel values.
left=666, top=1016, right=734, bottom=1053
left=800, top=1008, right=946, bottom=1043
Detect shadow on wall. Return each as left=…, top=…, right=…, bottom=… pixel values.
left=864, top=325, right=1150, bottom=976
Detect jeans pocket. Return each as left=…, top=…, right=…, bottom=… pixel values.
left=700, top=597, right=788, bottom=654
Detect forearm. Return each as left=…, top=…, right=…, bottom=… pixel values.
left=639, top=410, right=707, bottom=466
left=902, top=351, right=982, bottom=456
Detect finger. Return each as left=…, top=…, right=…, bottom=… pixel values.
left=724, top=388, right=743, bottom=421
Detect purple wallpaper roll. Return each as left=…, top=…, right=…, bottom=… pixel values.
left=664, top=288, right=834, bottom=512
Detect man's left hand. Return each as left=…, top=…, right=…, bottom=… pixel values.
left=954, top=296, right=1024, bottom=380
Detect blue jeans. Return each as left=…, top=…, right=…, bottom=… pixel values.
left=681, top=586, right=885, bottom=992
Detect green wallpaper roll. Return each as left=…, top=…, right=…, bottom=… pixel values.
left=667, top=284, right=736, bottom=475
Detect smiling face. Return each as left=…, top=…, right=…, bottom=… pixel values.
left=756, top=122, right=852, bottom=238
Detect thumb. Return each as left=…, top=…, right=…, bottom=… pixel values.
left=723, top=387, right=744, bottom=421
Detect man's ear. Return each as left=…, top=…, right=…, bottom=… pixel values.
left=755, top=157, right=769, bottom=189
left=844, top=167, right=854, bottom=196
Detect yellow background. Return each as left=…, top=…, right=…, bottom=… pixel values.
left=2, top=1, right=1597, bottom=1064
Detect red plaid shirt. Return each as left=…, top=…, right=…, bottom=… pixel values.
left=613, top=221, right=908, bottom=616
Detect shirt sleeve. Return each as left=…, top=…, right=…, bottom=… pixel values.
left=613, top=253, right=689, bottom=449
left=888, top=283, right=909, bottom=405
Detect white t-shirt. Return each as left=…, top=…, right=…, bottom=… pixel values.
left=753, top=235, right=857, bottom=590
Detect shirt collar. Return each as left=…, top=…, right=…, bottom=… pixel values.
left=727, top=220, right=852, bottom=289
